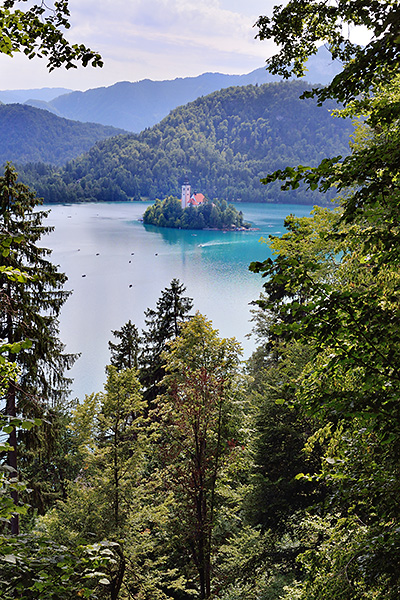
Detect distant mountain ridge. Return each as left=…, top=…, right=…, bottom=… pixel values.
left=1, top=47, right=342, bottom=132
left=0, top=104, right=126, bottom=166
left=0, top=87, right=72, bottom=104
left=46, top=69, right=287, bottom=132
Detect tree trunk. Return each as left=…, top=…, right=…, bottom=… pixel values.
left=6, top=382, right=19, bottom=535
left=110, top=545, right=126, bottom=600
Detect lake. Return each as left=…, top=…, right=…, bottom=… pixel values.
left=44, top=202, right=313, bottom=399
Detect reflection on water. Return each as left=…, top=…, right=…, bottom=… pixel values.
left=44, top=202, right=313, bottom=399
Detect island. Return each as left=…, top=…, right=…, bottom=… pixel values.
left=143, top=180, right=252, bottom=230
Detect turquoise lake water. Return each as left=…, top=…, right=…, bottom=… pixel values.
left=45, top=202, right=314, bottom=399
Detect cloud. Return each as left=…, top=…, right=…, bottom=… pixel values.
left=68, top=0, right=276, bottom=72
left=0, top=0, right=278, bottom=89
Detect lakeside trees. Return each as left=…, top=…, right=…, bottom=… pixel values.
left=37, top=307, right=245, bottom=600
left=0, top=3, right=120, bottom=596
left=154, top=313, right=243, bottom=599
left=140, top=279, right=194, bottom=405
left=143, top=196, right=249, bottom=230
left=0, top=163, right=76, bottom=533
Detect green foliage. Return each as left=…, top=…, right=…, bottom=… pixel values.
left=245, top=339, right=325, bottom=534
left=143, top=196, right=184, bottom=228
left=0, top=163, right=77, bottom=532
left=0, top=104, right=125, bottom=166
left=279, top=514, right=400, bottom=600
left=0, top=163, right=76, bottom=405
left=247, top=61, right=400, bottom=595
left=67, top=366, right=146, bottom=538
left=17, top=81, right=353, bottom=204
left=215, top=526, right=274, bottom=600
left=140, top=278, right=193, bottom=404
left=143, top=195, right=249, bottom=230
left=109, top=320, right=141, bottom=371
left=0, top=0, right=102, bottom=71
left=0, top=534, right=118, bottom=600
left=152, top=312, right=244, bottom=599
left=0, top=416, right=41, bottom=525
left=41, top=365, right=200, bottom=599
left=256, top=0, right=400, bottom=106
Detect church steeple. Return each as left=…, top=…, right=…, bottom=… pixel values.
left=181, top=177, right=191, bottom=209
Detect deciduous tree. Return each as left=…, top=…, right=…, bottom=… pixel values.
left=256, top=0, right=400, bottom=105
left=154, top=312, right=243, bottom=599
left=0, top=0, right=102, bottom=70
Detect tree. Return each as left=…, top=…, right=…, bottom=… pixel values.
left=249, top=109, right=400, bottom=595
left=109, top=319, right=141, bottom=371
left=256, top=0, right=400, bottom=105
left=42, top=366, right=197, bottom=600
left=0, top=0, right=102, bottom=70
left=0, top=164, right=76, bottom=533
left=253, top=2, right=400, bottom=437
left=0, top=0, right=101, bottom=533
left=246, top=338, right=325, bottom=533
left=249, top=9, right=400, bottom=586
left=139, top=278, right=193, bottom=404
left=43, top=366, right=145, bottom=599
left=154, top=312, right=243, bottom=599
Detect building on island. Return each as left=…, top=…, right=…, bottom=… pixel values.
left=181, top=178, right=206, bottom=209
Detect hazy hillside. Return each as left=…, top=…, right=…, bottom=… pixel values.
left=18, top=46, right=341, bottom=132
left=0, top=104, right=126, bottom=166
left=0, top=87, right=72, bottom=104
left=19, top=81, right=353, bottom=204
left=24, top=99, right=63, bottom=116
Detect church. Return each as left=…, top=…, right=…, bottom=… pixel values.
left=181, top=178, right=206, bottom=209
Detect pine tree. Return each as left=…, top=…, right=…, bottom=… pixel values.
left=139, top=279, right=193, bottom=404
left=109, top=319, right=141, bottom=371
left=0, top=164, right=76, bottom=532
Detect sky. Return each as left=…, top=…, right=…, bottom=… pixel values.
left=0, top=0, right=280, bottom=92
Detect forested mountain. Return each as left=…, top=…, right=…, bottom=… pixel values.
left=22, top=46, right=341, bottom=131
left=19, top=80, right=353, bottom=204
left=0, top=104, right=125, bottom=166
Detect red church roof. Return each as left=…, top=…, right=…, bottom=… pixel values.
left=188, top=193, right=205, bottom=206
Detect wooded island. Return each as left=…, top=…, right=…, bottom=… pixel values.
left=143, top=195, right=251, bottom=230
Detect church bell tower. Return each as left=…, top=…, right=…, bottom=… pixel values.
left=181, top=178, right=191, bottom=209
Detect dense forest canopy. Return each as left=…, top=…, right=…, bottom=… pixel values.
left=0, top=103, right=125, bottom=166
left=143, top=196, right=250, bottom=230
left=247, top=1, right=400, bottom=598
left=17, top=80, right=353, bottom=204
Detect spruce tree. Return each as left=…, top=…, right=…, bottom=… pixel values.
left=108, top=320, right=141, bottom=371
left=139, top=279, right=193, bottom=404
left=0, top=164, right=76, bottom=532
